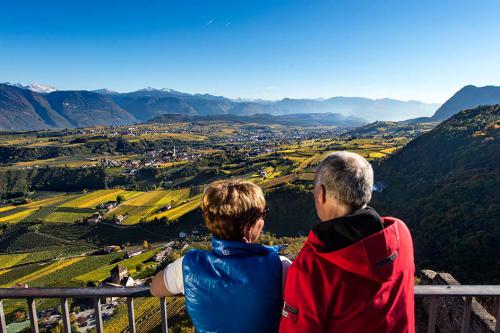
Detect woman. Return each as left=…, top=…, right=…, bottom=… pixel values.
left=151, top=179, right=291, bottom=333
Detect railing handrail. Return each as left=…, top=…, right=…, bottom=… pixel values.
left=0, top=285, right=499, bottom=333
left=1, top=285, right=500, bottom=299
left=0, top=286, right=151, bottom=299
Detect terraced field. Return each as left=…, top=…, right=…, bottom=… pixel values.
left=0, top=209, right=36, bottom=223
left=147, top=195, right=201, bottom=222
left=0, top=257, right=83, bottom=287
left=106, top=189, right=191, bottom=225
left=60, top=189, right=126, bottom=208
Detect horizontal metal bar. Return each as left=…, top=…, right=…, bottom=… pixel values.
left=0, top=287, right=151, bottom=299
left=414, top=285, right=500, bottom=296
left=0, top=285, right=499, bottom=299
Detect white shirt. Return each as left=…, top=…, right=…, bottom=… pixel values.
left=163, top=255, right=292, bottom=295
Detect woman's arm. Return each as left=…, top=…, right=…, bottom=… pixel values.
left=150, top=256, right=184, bottom=297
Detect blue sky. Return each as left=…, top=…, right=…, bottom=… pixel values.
left=1, top=0, right=499, bottom=103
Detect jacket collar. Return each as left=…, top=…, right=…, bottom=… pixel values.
left=211, top=237, right=276, bottom=257
left=312, top=206, right=384, bottom=252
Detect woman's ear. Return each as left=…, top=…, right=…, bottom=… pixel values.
left=243, top=219, right=264, bottom=243
left=242, top=224, right=252, bottom=243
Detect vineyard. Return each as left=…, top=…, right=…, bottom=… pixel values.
left=73, top=249, right=162, bottom=284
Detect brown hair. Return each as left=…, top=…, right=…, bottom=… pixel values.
left=200, top=179, right=266, bottom=241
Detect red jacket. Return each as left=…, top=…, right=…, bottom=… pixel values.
left=280, top=215, right=415, bottom=333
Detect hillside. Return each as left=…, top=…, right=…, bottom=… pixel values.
left=148, top=112, right=367, bottom=127
left=46, top=91, right=137, bottom=127
left=373, top=105, right=500, bottom=283
left=0, top=84, right=138, bottom=130
left=432, top=85, right=500, bottom=121
left=407, top=85, right=500, bottom=123
left=0, top=84, right=72, bottom=130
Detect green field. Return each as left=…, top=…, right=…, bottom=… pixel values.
left=73, top=248, right=162, bottom=283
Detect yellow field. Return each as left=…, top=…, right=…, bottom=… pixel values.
left=380, top=147, right=398, bottom=154
left=61, top=189, right=126, bottom=208
left=294, top=153, right=321, bottom=172
left=122, top=191, right=144, bottom=201
left=147, top=196, right=201, bottom=221
left=123, top=191, right=169, bottom=206
left=0, top=209, right=36, bottom=223
left=104, top=189, right=192, bottom=224
left=24, top=194, right=78, bottom=209
left=155, top=189, right=191, bottom=206
left=0, top=253, right=29, bottom=269
left=158, top=161, right=189, bottom=168
left=2, top=257, right=84, bottom=287
left=368, top=152, right=386, bottom=158
left=0, top=206, right=15, bottom=213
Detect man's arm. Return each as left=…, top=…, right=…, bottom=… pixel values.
left=279, top=264, right=327, bottom=333
left=150, top=256, right=184, bottom=297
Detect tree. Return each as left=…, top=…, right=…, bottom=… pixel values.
left=116, top=194, right=125, bottom=204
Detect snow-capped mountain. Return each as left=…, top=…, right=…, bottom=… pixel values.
left=4, top=82, right=57, bottom=93
left=92, top=88, right=118, bottom=95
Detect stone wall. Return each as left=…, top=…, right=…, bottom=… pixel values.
left=416, top=270, right=496, bottom=333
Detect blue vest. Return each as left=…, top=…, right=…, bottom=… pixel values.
left=182, top=237, right=283, bottom=333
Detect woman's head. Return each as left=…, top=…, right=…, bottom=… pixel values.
left=200, top=179, right=267, bottom=243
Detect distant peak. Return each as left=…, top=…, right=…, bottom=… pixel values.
left=93, top=88, right=117, bottom=94
left=4, top=82, right=57, bottom=93
left=138, top=86, right=159, bottom=92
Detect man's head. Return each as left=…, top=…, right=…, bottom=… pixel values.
left=200, top=179, right=267, bottom=243
left=313, top=151, right=374, bottom=221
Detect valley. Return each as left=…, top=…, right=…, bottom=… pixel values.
left=0, top=118, right=420, bottom=332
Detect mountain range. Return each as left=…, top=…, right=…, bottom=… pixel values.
left=0, top=83, right=439, bottom=130
left=2, top=82, right=500, bottom=131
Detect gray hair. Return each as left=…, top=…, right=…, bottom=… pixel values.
left=314, top=151, right=374, bottom=210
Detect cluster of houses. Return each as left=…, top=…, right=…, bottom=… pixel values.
left=83, top=201, right=133, bottom=225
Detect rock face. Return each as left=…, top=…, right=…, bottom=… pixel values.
left=416, top=270, right=497, bottom=333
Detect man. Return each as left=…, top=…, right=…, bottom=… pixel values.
left=151, top=179, right=291, bottom=333
left=280, top=152, right=415, bottom=333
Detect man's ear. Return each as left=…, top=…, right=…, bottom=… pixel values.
left=318, top=184, right=327, bottom=204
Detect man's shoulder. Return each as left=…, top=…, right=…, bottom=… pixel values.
left=291, top=240, right=331, bottom=278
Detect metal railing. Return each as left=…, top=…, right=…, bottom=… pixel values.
left=0, top=285, right=499, bottom=333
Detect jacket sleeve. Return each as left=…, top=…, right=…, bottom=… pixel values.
left=279, top=264, right=327, bottom=333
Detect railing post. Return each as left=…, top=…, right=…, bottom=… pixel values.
left=427, top=297, right=438, bottom=333
left=93, top=297, right=104, bottom=333
left=27, top=298, right=39, bottom=333
left=461, top=297, right=472, bottom=333
left=495, top=297, right=500, bottom=333
left=0, top=300, right=7, bottom=333
left=127, top=297, right=136, bottom=333
left=160, top=297, right=168, bottom=333
left=60, top=298, right=71, bottom=333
